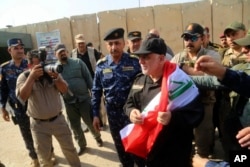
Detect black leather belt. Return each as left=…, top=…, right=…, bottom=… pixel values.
left=33, top=112, right=62, bottom=122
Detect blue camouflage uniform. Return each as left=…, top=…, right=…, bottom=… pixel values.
left=92, top=53, right=143, bottom=167
left=0, top=59, right=37, bottom=160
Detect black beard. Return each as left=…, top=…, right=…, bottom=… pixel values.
left=61, top=56, right=68, bottom=61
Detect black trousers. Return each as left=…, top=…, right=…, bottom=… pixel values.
left=106, top=105, right=145, bottom=167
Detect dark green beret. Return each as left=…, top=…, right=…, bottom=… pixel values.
left=103, top=28, right=124, bottom=41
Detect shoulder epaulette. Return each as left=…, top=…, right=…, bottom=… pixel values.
left=0, top=61, right=10, bottom=67
left=96, top=56, right=107, bottom=65
left=218, top=48, right=228, bottom=58
left=134, top=72, right=146, bottom=84
left=129, top=54, right=139, bottom=59
left=135, top=72, right=143, bottom=78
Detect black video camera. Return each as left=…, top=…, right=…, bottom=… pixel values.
left=38, top=48, right=63, bottom=74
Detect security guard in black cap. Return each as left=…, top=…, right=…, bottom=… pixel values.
left=172, top=23, right=221, bottom=159
left=91, top=28, right=145, bottom=167
left=127, top=31, right=142, bottom=53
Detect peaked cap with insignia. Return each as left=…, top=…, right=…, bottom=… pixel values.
left=103, top=28, right=124, bottom=41
left=7, top=38, right=24, bottom=47
left=127, top=31, right=142, bottom=40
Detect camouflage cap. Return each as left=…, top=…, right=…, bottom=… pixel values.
left=234, top=29, right=250, bottom=46
left=224, top=21, right=246, bottom=35
left=75, top=34, right=85, bottom=43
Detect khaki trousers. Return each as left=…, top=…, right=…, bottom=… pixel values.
left=30, top=114, right=81, bottom=167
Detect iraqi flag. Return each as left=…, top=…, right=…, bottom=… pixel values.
left=120, top=61, right=199, bottom=158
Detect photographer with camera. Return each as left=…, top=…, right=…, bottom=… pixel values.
left=55, top=43, right=103, bottom=156
left=15, top=49, right=81, bottom=167
left=0, top=38, right=39, bottom=167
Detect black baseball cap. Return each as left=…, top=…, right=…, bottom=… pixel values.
left=133, top=38, right=167, bottom=55
left=54, top=43, right=66, bottom=54
left=181, top=23, right=204, bottom=37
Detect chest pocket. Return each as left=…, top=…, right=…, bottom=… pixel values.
left=5, top=69, right=18, bottom=86
left=103, top=71, right=113, bottom=80
left=102, top=68, right=113, bottom=83
left=134, top=85, right=144, bottom=109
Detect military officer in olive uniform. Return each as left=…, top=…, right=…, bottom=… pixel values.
left=221, top=21, right=247, bottom=67
left=91, top=28, right=145, bottom=167
left=215, top=22, right=248, bottom=160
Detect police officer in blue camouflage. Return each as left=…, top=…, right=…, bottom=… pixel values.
left=91, top=28, right=145, bottom=167
left=0, top=38, right=39, bottom=167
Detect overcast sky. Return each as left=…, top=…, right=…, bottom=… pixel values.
left=0, top=0, right=198, bottom=28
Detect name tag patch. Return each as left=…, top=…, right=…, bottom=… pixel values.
left=122, top=66, right=134, bottom=71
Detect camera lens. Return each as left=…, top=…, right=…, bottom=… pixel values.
left=44, top=64, right=63, bottom=73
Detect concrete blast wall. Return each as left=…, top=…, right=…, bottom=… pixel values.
left=1, top=0, right=249, bottom=55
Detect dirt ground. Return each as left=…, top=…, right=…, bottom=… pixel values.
left=0, top=110, right=120, bottom=167
left=0, top=105, right=224, bottom=167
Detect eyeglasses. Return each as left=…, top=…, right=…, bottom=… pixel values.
left=183, top=35, right=200, bottom=42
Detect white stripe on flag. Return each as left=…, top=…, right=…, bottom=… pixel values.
left=120, top=124, right=135, bottom=139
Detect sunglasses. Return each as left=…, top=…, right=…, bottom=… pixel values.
left=183, top=35, right=200, bottom=42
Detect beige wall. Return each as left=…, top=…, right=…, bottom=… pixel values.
left=1, top=0, right=249, bottom=55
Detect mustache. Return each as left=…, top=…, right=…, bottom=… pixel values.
left=61, top=56, right=68, bottom=61
left=110, top=50, right=119, bottom=54
left=186, top=44, right=194, bottom=48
